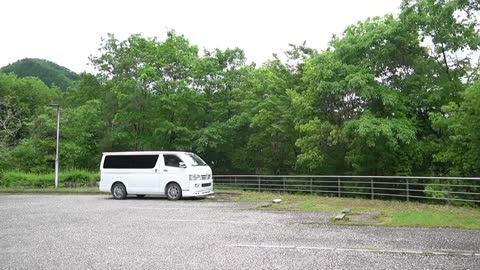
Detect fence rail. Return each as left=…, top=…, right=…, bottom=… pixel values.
left=213, top=175, right=480, bottom=204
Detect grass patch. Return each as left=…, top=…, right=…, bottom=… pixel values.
left=0, top=187, right=101, bottom=194
left=233, top=191, right=480, bottom=229
left=0, top=170, right=99, bottom=188
left=391, top=209, right=480, bottom=229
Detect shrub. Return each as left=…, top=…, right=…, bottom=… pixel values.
left=1, top=171, right=54, bottom=188
left=61, top=170, right=99, bottom=187
left=0, top=170, right=99, bottom=188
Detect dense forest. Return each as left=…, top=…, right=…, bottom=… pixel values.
left=1, top=58, right=79, bottom=90
left=1, top=0, right=479, bottom=177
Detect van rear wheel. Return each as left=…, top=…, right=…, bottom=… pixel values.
left=112, top=183, right=127, bottom=200
left=166, top=183, right=182, bottom=200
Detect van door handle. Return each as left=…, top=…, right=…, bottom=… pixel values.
left=163, top=169, right=168, bottom=172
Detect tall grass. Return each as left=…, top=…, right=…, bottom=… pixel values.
left=0, top=170, right=99, bottom=188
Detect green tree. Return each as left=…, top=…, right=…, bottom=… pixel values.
left=90, top=32, right=202, bottom=151
left=0, top=73, right=59, bottom=149
left=431, top=79, right=480, bottom=176
left=294, top=48, right=416, bottom=175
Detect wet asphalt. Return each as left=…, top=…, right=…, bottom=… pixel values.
left=0, top=194, right=479, bottom=269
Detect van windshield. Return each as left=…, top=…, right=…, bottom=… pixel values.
left=183, top=153, right=207, bottom=166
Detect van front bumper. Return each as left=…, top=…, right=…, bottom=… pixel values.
left=183, top=189, right=214, bottom=197
left=184, top=180, right=213, bottom=197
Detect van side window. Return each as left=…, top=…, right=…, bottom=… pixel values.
left=103, top=155, right=159, bottom=169
left=164, top=154, right=183, bottom=167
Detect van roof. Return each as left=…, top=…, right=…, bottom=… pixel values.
left=102, top=151, right=191, bottom=155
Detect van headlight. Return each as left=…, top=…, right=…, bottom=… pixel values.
left=189, top=174, right=201, bottom=181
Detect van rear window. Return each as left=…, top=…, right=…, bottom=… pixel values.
left=103, top=155, right=159, bottom=169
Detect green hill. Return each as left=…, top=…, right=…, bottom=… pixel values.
left=0, top=58, right=80, bottom=90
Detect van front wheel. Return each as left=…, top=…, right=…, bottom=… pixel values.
left=166, top=183, right=182, bottom=200
left=112, top=183, right=127, bottom=200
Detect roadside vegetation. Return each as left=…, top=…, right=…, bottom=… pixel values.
left=0, top=187, right=100, bottom=194
left=234, top=191, right=480, bottom=229
left=0, top=170, right=98, bottom=188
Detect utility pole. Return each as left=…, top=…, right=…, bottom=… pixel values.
left=49, top=104, right=60, bottom=189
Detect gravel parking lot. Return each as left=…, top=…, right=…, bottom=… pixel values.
left=1, top=194, right=479, bottom=269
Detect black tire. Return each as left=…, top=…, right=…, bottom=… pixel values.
left=112, top=183, right=127, bottom=200
left=136, top=195, right=145, bottom=198
left=166, top=183, right=182, bottom=200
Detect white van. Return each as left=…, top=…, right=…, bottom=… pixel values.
left=99, top=151, right=214, bottom=200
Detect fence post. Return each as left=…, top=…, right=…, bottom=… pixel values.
left=446, top=179, right=451, bottom=205
left=337, top=177, right=341, bottom=197
left=258, top=176, right=261, bottom=192
left=283, top=176, right=286, bottom=193
left=371, top=178, right=374, bottom=200
left=234, top=176, right=237, bottom=186
left=406, top=179, right=409, bottom=202
left=310, top=177, right=313, bottom=194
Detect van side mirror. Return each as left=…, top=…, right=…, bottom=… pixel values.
left=179, top=162, right=186, bottom=168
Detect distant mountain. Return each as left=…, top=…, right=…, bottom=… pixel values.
left=0, top=58, right=80, bottom=90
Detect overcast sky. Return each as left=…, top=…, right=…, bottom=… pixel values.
left=1, top=0, right=402, bottom=73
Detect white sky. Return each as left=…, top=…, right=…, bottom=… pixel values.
left=0, top=0, right=401, bottom=73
